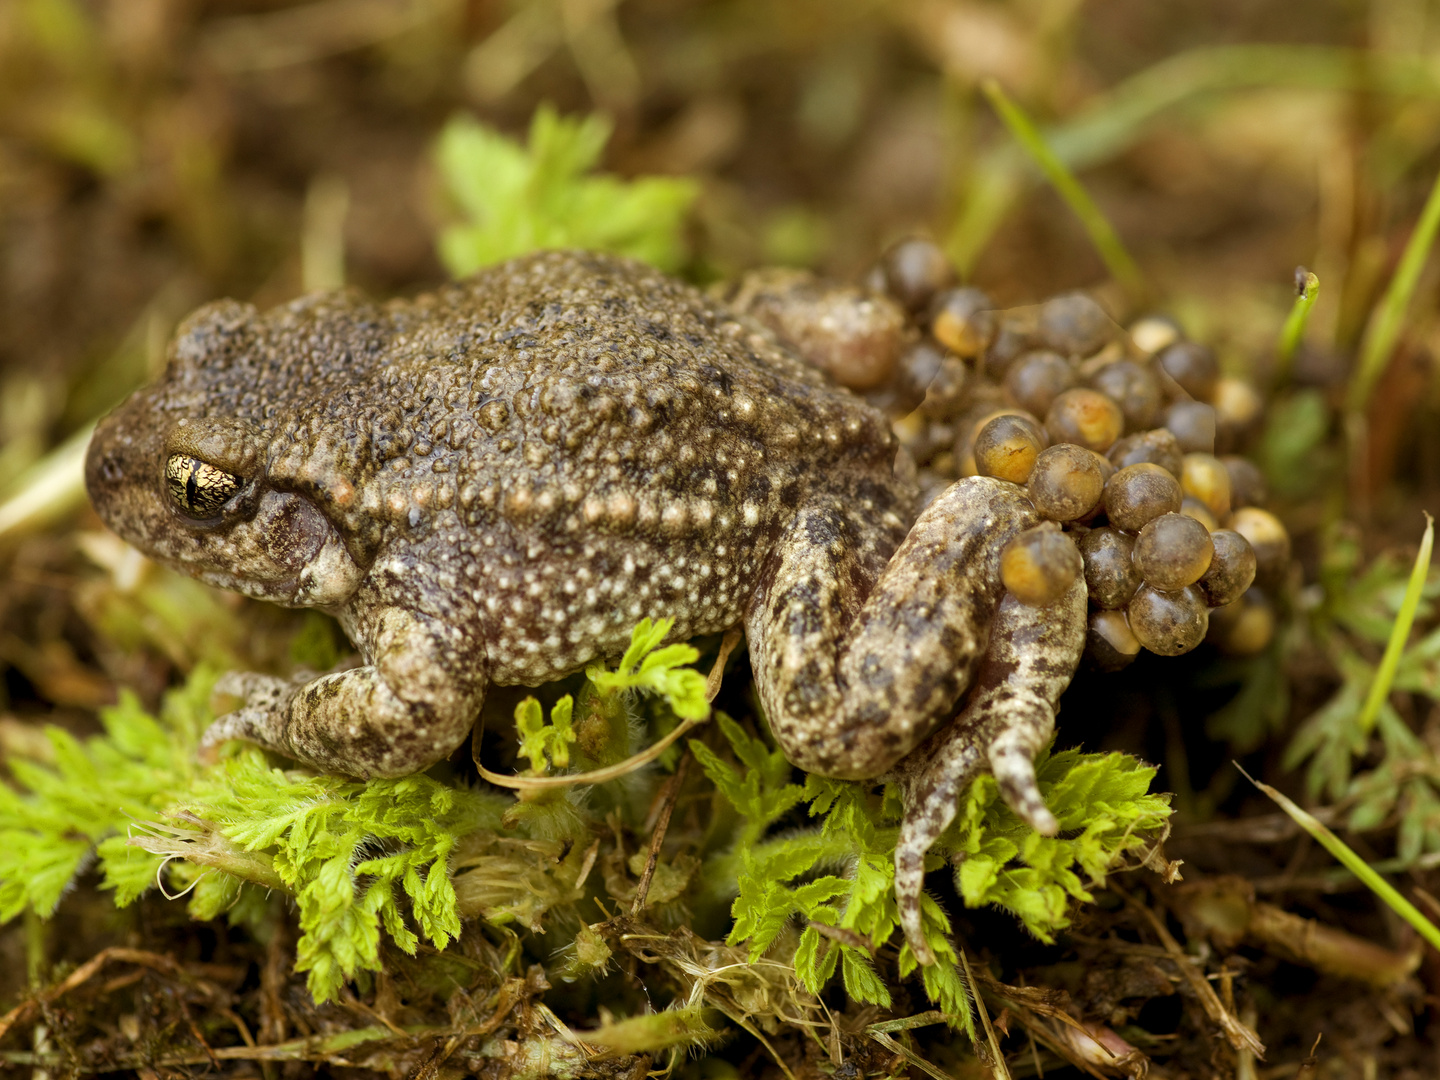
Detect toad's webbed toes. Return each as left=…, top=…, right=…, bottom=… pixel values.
left=889, top=577, right=1087, bottom=964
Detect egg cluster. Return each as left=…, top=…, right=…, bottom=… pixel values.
left=863, top=238, right=1289, bottom=670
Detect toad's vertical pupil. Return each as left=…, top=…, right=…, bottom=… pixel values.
left=164, top=454, right=240, bottom=517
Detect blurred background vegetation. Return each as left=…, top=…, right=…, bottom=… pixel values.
left=5, top=0, right=1440, bottom=528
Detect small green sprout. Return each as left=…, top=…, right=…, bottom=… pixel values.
left=515, top=694, right=577, bottom=774
left=434, top=105, right=698, bottom=278
left=586, top=616, right=710, bottom=720
left=1274, top=267, right=1320, bottom=382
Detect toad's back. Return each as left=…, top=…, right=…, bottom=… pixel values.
left=394, top=252, right=912, bottom=683
left=113, top=250, right=912, bottom=685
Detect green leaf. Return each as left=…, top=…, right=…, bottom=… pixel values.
left=841, top=948, right=892, bottom=1007
left=434, top=106, right=698, bottom=277
left=587, top=617, right=712, bottom=721
left=1274, top=268, right=1320, bottom=383
left=1357, top=515, right=1434, bottom=734
left=0, top=669, right=218, bottom=920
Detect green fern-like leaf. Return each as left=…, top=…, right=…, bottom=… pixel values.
left=435, top=105, right=698, bottom=277
left=0, top=669, right=216, bottom=920
left=516, top=694, right=577, bottom=773
left=703, top=711, right=1167, bottom=1028
left=588, top=617, right=710, bottom=720
left=163, top=752, right=507, bottom=1001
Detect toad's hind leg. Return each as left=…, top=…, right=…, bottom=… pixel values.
left=887, top=576, right=1087, bottom=965
left=748, top=475, right=1040, bottom=779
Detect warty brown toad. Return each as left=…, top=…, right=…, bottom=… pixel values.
left=84, top=249, right=1087, bottom=961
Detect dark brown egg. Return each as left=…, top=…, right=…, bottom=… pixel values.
left=1157, top=341, right=1219, bottom=401
left=1103, top=463, right=1183, bottom=531
left=1222, top=455, right=1268, bottom=509
left=1134, top=512, right=1214, bottom=591
left=1079, top=527, right=1141, bottom=610
left=1028, top=443, right=1106, bottom=522
left=1089, top=359, right=1163, bottom=432
left=877, top=237, right=955, bottom=313
left=1198, top=529, right=1258, bottom=607
left=1037, top=292, right=1113, bottom=357
left=1163, top=401, right=1217, bottom=455
left=1005, top=350, right=1078, bottom=418
left=1128, top=584, right=1210, bottom=656
left=1107, top=427, right=1183, bottom=477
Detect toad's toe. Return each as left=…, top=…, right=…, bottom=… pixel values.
left=888, top=578, right=1086, bottom=963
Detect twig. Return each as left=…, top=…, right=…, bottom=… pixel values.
left=475, top=714, right=706, bottom=790
left=633, top=753, right=689, bottom=913
left=474, top=624, right=736, bottom=791
left=705, top=626, right=743, bottom=702
left=1118, top=888, right=1265, bottom=1058
left=0, top=947, right=210, bottom=1042
left=867, top=1031, right=955, bottom=1080
left=962, top=949, right=1012, bottom=1080
left=178, top=994, right=221, bottom=1072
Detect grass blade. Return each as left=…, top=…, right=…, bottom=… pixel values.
left=980, top=79, right=1144, bottom=298
left=1237, top=764, right=1440, bottom=955
left=1348, top=169, right=1440, bottom=413
left=1358, top=513, right=1434, bottom=734
left=950, top=45, right=1440, bottom=275
left=1275, top=267, right=1320, bottom=386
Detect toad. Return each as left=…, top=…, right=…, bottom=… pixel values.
left=84, top=250, right=1086, bottom=961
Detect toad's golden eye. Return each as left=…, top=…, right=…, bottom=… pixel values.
left=164, top=455, right=240, bottom=518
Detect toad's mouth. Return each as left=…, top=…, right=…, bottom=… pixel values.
left=177, top=523, right=364, bottom=609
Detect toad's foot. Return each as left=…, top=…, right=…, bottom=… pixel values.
left=885, top=575, right=1087, bottom=965
left=202, top=670, right=312, bottom=765
left=200, top=605, right=487, bottom=778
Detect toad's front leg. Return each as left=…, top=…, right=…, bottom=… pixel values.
left=203, top=588, right=487, bottom=778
